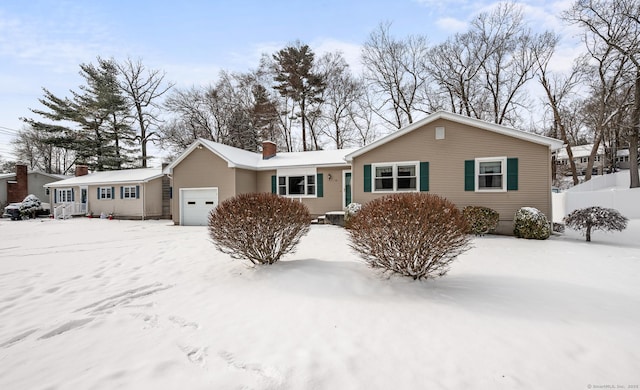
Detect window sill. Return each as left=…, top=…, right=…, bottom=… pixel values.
left=475, top=188, right=507, bottom=193
left=281, top=195, right=317, bottom=199
left=372, top=189, right=418, bottom=193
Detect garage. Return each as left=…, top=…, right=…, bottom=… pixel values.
left=180, top=187, right=218, bottom=226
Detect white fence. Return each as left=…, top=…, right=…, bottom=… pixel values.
left=53, top=202, right=87, bottom=219
left=552, top=170, right=640, bottom=222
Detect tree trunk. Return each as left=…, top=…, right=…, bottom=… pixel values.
left=586, top=224, right=592, bottom=242
left=300, top=98, right=307, bottom=151
left=585, top=134, right=604, bottom=181
left=629, top=69, right=640, bottom=188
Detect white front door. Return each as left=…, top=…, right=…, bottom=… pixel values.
left=180, top=188, right=218, bottom=226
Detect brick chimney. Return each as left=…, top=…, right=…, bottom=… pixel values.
left=75, top=165, right=89, bottom=177
left=7, top=164, right=28, bottom=203
left=262, top=141, right=276, bottom=160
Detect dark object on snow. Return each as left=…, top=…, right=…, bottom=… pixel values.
left=3, top=203, right=22, bottom=220
left=564, top=206, right=628, bottom=242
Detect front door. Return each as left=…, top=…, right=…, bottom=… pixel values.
left=80, top=187, right=88, bottom=214
left=343, top=171, right=352, bottom=208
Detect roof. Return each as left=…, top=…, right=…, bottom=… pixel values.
left=28, top=171, right=69, bottom=180
left=345, top=111, right=565, bottom=161
left=0, top=171, right=68, bottom=181
left=556, top=144, right=605, bottom=159
left=45, top=168, right=163, bottom=187
left=164, top=138, right=356, bottom=173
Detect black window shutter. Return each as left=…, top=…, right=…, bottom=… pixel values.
left=271, top=175, right=276, bottom=194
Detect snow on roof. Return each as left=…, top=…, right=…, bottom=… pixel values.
left=346, top=111, right=565, bottom=161
left=165, top=138, right=354, bottom=173
left=0, top=173, right=15, bottom=180
left=45, top=168, right=163, bottom=187
left=257, top=148, right=357, bottom=169
left=556, top=144, right=605, bottom=159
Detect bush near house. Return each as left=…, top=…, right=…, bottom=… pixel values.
left=208, top=193, right=310, bottom=265
left=343, top=202, right=362, bottom=228
left=348, top=193, right=471, bottom=280
left=462, top=206, right=500, bottom=236
left=564, top=206, right=628, bottom=242
left=513, top=207, right=550, bottom=240
left=19, top=194, right=42, bottom=219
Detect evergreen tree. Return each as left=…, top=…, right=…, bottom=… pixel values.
left=22, top=58, right=135, bottom=171
left=273, top=42, right=325, bottom=151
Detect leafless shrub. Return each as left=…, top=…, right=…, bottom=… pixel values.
left=564, top=206, right=628, bottom=242
left=348, top=193, right=472, bottom=280
left=208, top=193, right=311, bottom=265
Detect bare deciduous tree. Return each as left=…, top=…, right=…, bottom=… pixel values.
left=564, top=0, right=640, bottom=188
left=534, top=33, right=587, bottom=185
left=117, top=58, right=174, bottom=167
left=362, top=22, right=432, bottom=129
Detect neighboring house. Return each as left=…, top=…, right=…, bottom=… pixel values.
left=44, top=166, right=169, bottom=220
left=0, top=164, right=67, bottom=208
left=555, top=144, right=606, bottom=175
left=345, top=111, right=564, bottom=234
left=555, top=144, right=637, bottom=174
left=615, top=149, right=632, bottom=170
left=164, top=139, right=356, bottom=226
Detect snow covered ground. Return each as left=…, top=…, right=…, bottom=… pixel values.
left=0, top=218, right=638, bottom=389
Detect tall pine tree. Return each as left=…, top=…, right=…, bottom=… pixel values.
left=273, top=42, right=325, bottom=151
left=22, top=58, right=136, bottom=171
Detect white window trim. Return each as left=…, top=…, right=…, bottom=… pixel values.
left=56, top=188, right=73, bottom=203
left=277, top=174, right=317, bottom=198
left=475, top=156, right=507, bottom=192
left=371, top=161, right=420, bottom=193
left=98, top=187, right=113, bottom=200
left=122, top=185, right=137, bottom=199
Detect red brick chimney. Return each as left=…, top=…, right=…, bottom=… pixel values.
left=262, top=141, right=276, bottom=160
left=75, top=165, right=89, bottom=177
left=7, top=164, right=28, bottom=203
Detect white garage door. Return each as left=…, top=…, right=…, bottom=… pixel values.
left=181, top=188, right=219, bottom=226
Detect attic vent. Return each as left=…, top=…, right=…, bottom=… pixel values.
left=435, top=126, right=445, bottom=140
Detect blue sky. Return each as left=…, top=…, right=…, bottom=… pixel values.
left=0, top=0, right=579, bottom=161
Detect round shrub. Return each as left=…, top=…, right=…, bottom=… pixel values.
left=564, top=206, right=628, bottom=242
left=348, top=193, right=472, bottom=280
left=19, top=194, right=42, bottom=219
left=344, top=202, right=362, bottom=228
left=513, top=207, right=550, bottom=240
left=208, top=193, right=311, bottom=265
left=462, top=205, right=500, bottom=236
